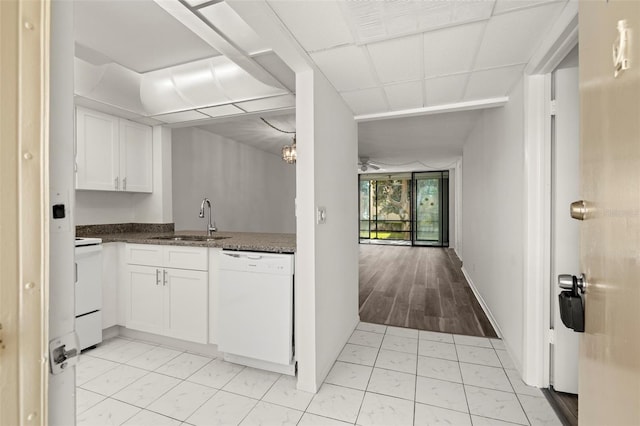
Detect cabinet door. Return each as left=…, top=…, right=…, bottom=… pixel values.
left=76, top=107, right=119, bottom=190
left=126, top=265, right=164, bottom=335
left=119, top=119, right=152, bottom=193
left=165, top=269, right=208, bottom=343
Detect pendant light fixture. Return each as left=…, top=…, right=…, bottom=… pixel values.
left=281, top=135, right=296, bottom=164
left=260, top=117, right=296, bottom=164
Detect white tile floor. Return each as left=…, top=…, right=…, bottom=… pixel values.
left=76, top=323, right=562, bottom=426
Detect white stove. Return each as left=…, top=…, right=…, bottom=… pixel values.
left=75, top=236, right=103, bottom=350
left=75, top=237, right=102, bottom=247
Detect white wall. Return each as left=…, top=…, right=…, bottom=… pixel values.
left=134, top=126, right=173, bottom=223
left=75, top=125, right=173, bottom=225
left=225, top=0, right=359, bottom=393
left=461, top=76, right=525, bottom=370
left=171, top=127, right=296, bottom=233
left=295, top=70, right=359, bottom=392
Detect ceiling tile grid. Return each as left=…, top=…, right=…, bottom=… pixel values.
left=268, top=0, right=569, bottom=116
left=268, top=0, right=355, bottom=52
left=341, top=88, right=389, bottom=116
left=367, top=34, right=423, bottom=84
left=424, top=73, right=469, bottom=107
left=473, top=2, right=566, bottom=70
left=310, top=45, right=378, bottom=92
left=422, top=21, right=487, bottom=78
left=384, top=81, right=424, bottom=111
left=463, top=64, right=526, bottom=101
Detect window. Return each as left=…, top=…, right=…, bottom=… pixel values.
left=359, top=171, right=449, bottom=247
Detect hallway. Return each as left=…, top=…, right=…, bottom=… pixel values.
left=359, top=245, right=497, bottom=337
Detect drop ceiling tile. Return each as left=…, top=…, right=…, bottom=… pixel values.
left=474, top=2, right=566, bottom=70
left=342, top=88, right=388, bottom=115
left=424, top=74, right=469, bottom=106
left=423, top=21, right=486, bottom=78
left=267, top=0, right=354, bottom=52
left=384, top=81, right=424, bottom=111
left=152, top=110, right=209, bottom=124
left=197, top=104, right=244, bottom=118
left=311, top=45, right=377, bottom=92
left=493, top=0, right=565, bottom=16
left=235, top=94, right=296, bottom=112
left=463, top=64, right=525, bottom=100
left=342, top=1, right=494, bottom=45
left=368, top=35, right=422, bottom=84
left=200, top=3, right=270, bottom=55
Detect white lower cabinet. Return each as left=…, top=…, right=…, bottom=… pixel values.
left=166, top=268, right=208, bottom=343
left=125, top=244, right=208, bottom=344
left=127, top=265, right=165, bottom=335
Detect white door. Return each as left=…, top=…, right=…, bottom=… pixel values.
left=551, top=66, right=580, bottom=394
left=49, top=0, right=77, bottom=424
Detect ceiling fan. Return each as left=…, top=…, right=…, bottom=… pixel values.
left=358, top=157, right=382, bottom=172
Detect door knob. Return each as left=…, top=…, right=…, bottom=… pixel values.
left=570, top=200, right=590, bottom=220
left=558, top=273, right=587, bottom=294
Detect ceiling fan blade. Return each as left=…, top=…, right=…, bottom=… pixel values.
left=370, top=164, right=381, bottom=170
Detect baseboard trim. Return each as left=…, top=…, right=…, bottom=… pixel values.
left=114, top=326, right=222, bottom=358
left=460, top=266, right=503, bottom=339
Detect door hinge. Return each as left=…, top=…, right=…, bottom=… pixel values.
left=548, top=328, right=555, bottom=344
left=550, top=99, right=557, bottom=116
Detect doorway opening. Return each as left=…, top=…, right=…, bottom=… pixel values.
left=359, top=171, right=449, bottom=247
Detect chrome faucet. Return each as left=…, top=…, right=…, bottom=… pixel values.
left=198, top=198, right=217, bottom=235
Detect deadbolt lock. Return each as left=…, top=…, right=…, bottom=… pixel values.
left=570, top=200, right=590, bottom=221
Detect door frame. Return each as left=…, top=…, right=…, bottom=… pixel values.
left=0, top=0, right=51, bottom=424
left=521, top=2, right=578, bottom=387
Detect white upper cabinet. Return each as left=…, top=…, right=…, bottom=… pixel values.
left=119, top=119, right=153, bottom=192
left=76, top=107, right=153, bottom=193
left=76, top=107, right=119, bottom=191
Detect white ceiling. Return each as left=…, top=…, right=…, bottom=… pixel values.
left=73, top=0, right=296, bottom=126
left=262, top=0, right=567, bottom=167
left=72, top=0, right=571, bottom=168
left=74, top=0, right=220, bottom=73
left=358, top=110, right=482, bottom=171
left=268, top=0, right=567, bottom=116
left=197, top=112, right=296, bottom=156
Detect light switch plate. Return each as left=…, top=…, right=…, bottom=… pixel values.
left=316, top=206, right=327, bottom=224
left=50, top=188, right=70, bottom=233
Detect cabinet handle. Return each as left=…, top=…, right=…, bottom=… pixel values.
left=163, top=269, right=167, bottom=286
left=156, top=269, right=160, bottom=286
left=114, top=177, right=119, bottom=190
left=123, top=177, right=127, bottom=191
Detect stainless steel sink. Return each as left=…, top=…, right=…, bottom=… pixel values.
left=150, top=235, right=230, bottom=242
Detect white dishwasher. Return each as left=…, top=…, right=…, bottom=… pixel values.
left=218, top=251, right=295, bottom=375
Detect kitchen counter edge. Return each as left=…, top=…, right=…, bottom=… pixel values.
left=84, top=231, right=296, bottom=254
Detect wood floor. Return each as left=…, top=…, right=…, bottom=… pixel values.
left=359, top=244, right=498, bottom=337
left=544, top=387, right=578, bottom=426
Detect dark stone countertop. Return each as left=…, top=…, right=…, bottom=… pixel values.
left=77, top=224, right=295, bottom=254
